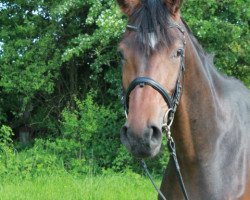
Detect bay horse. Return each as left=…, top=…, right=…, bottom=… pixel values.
left=116, top=0, right=250, bottom=199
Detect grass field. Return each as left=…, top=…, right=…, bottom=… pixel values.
left=0, top=171, right=160, bottom=200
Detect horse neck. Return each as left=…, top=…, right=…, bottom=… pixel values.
left=171, top=28, right=221, bottom=164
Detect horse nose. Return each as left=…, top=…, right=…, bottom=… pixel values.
left=120, top=124, right=162, bottom=158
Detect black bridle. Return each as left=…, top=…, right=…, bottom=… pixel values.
left=121, top=22, right=190, bottom=200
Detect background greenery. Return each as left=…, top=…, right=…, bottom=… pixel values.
left=0, top=0, right=249, bottom=195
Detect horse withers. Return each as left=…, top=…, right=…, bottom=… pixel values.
left=116, top=0, right=250, bottom=199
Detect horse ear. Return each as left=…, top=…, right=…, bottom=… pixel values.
left=116, top=0, right=141, bottom=16
left=163, top=0, right=183, bottom=18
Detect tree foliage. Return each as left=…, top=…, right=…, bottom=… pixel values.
left=0, top=0, right=249, bottom=172
left=183, top=0, right=250, bottom=85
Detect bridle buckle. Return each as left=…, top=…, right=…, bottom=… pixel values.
left=162, top=108, right=175, bottom=139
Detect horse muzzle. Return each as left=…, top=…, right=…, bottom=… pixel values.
left=120, top=123, right=162, bottom=158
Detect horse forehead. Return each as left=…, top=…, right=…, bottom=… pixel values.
left=120, top=31, right=159, bottom=49
left=148, top=32, right=158, bottom=49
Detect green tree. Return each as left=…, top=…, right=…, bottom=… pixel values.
left=1, top=0, right=249, bottom=130
left=183, top=0, right=250, bottom=86
left=0, top=1, right=62, bottom=127
left=0, top=0, right=249, bottom=172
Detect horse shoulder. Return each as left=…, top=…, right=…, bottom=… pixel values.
left=211, top=77, right=250, bottom=199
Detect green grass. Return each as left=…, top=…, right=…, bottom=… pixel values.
left=0, top=171, right=160, bottom=200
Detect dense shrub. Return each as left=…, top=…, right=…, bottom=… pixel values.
left=0, top=94, right=136, bottom=177
left=56, top=92, right=121, bottom=173
left=0, top=94, right=169, bottom=177
left=0, top=130, right=61, bottom=178
left=0, top=125, right=14, bottom=146
left=0, top=125, right=15, bottom=175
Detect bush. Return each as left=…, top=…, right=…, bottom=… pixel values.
left=0, top=125, right=14, bottom=147
left=0, top=125, right=16, bottom=176
left=15, top=139, right=62, bottom=177
left=0, top=94, right=169, bottom=178
left=52, top=92, right=123, bottom=173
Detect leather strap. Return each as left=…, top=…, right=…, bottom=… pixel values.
left=168, top=138, right=190, bottom=200
left=125, top=77, right=174, bottom=112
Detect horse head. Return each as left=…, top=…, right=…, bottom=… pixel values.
left=117, top=0, right=185, bottom=158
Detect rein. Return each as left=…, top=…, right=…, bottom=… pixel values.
left=122, top=22, right=190, bottom=200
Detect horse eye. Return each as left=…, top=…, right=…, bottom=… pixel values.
left=176, top=49, right=184, bottom=57
left=117, top=50, right=125, bottom=60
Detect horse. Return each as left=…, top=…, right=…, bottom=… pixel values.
left=116, top=0, right=250, bottom=199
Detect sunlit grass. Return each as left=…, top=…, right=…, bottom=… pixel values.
left=0, top=171, right=160, bottom=200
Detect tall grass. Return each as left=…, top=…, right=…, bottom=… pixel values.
left=0, top=171, right=160, bottom=200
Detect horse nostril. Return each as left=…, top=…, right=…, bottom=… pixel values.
left=150, top=125, right=162, bottom=143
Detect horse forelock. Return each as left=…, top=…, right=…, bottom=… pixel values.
left=128, top=0, right=176, bottom=54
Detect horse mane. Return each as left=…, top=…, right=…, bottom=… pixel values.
left=181, top=18, right=249, bottom=90
left=128, top=0, right=175, bottom=54
left=181, top=19, right=216, bottom=71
